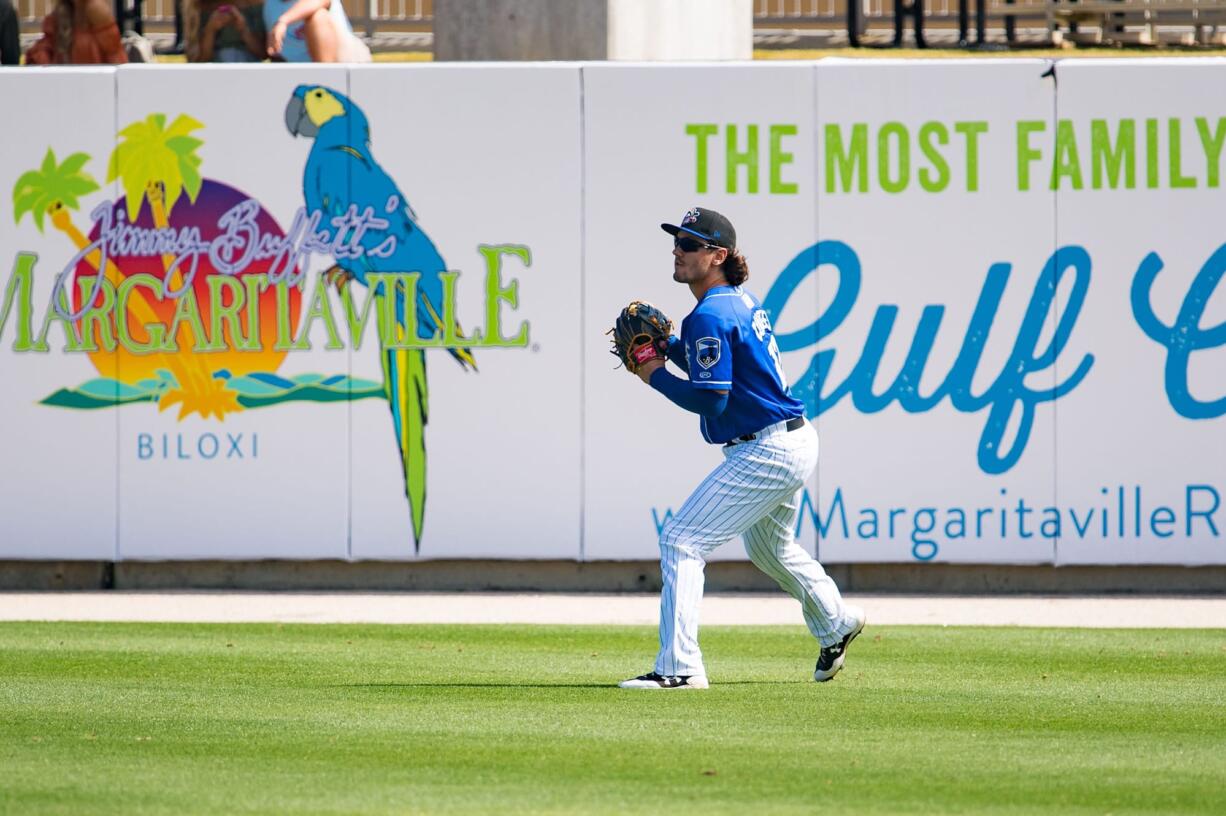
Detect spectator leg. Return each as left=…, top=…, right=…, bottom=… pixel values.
left=304, top=7, right=339, bottom=62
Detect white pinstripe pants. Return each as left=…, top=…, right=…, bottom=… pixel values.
left=654, top=421, right=853, bottom=677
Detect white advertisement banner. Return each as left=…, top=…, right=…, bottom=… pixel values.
left=1054, top=60, right=1226, bottom=565
left=113, top=65, right=352, bottom=559
left=1, top=69, right=119, bottom=560
left=0, top=61, right=1223, bottom=565
left=346, top=65, right=582, bottom=560
left=813, top=60, right=1059, bottom=564
left=1, top=65, right=573, bottom=561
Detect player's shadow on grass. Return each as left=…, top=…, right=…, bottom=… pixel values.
left=336, top=680, right=805, bottom=689
left=337, top=682, right=612, bottom=689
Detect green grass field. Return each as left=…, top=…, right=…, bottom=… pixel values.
left=2, top=622, right=1224, bottom=814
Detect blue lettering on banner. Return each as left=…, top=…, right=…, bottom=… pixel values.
left=1131, top=244, right=1226, bottom=419
left=760, top=241, right=1095, bottom=476
left=55, top=197, right=399, bottom=320
left=651, top=507, right=676, bottom=536
left=136, top=432, right=259, bottom=461
left=1187, top=485, right=1220, bottom=536
left=651, top=482, right=1222, bottom=563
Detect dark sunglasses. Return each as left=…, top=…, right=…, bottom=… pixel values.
left=674, top=236, right=719, bottom=253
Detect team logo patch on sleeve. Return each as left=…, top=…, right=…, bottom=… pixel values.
left=695, top=337, right=721, bottom=370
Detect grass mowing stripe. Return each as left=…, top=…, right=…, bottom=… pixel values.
left=1, top=623, right=1224, bottom=815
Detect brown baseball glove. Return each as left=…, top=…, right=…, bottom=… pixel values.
left=608, top=300, right=674, bottom=374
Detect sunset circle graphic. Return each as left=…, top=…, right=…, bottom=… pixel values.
left=71, top=179, right=303, bottom=386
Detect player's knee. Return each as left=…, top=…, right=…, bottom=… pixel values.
left=658, top=520, right=680, bottom=551
left=658, top=519, right=696, bottom=555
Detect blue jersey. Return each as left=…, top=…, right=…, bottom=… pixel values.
left=679, top=285, right=805, bottom=444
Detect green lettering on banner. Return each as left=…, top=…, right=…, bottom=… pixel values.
left=378, top=274, right=405, bottom=349
left=367, top=274, right=394, bottom=347
left=386, top=273, right=442, bottom=349
left=1168, top=119, right=1197, bottom=189
left=1016, top=120, right=1045, bottom=191
left=954, top=121, right=987, bottom=192
left=1050, top=120, right=1084, bottom=190
left=918, top=122, right=950, bottom=193
left=1146, top=118, right=1160, bottom=188
left=878, top=122, right=910, bottom=194
left=206, top=275, right=249, bottom=352
left=35, top=283, right=85, bottom=353
left=0, top=253, right=36, bottom=351
left=381, top=273, right=442, bottom=350
left=438, top=271, right=464, bottom=347
left=726, top=124, right=759, bottom=194
left=685, top=124, right=718, bottom=194
left=769, top=125, right=798, bottom=194
left=477, top=244, right=531, bottom=348
left=824, top=123, right=868, bottom=193
left=292, top=272, right=344, bottom=351
left=1090, top=119, right=1135, bottom=190
left=1196, top=117, right=1226, bottom=188
left=76, top=277, right=116, bottom=353
left=167, top=287, right=208, bottom=354
left=273, top=278, right=296, bottom=351
left=242, top=274, right=269, bottom=352
left=341, top=275, right=379, bottom=352
left=116, top=274, right=169, bottom=354
left=376, top=274, right=400, bottom=348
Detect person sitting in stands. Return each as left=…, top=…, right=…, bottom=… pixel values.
left=25, top=0, right=128, bottom=64
left=1, top=0, right=20, bottom=65
left=193, top=0, right=266, bottom=62
left=264, top=0, right=369, bottom=63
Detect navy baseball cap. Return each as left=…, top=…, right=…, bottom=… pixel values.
left=661, top=207, right=736, bottom=250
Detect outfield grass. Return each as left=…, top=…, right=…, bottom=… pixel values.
left=1, top=622, right=1223, bottom=815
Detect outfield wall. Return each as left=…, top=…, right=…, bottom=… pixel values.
left=2, top=60, right=1224, bottom=567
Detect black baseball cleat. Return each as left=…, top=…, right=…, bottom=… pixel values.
left=814, top=605, right=866, bottom=682
left=618, top=671, right=709, bottom=690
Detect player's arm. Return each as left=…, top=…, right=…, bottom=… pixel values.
left=641, top=362, right=727, bottom=416
left=638, top=316, right=731, bottom=416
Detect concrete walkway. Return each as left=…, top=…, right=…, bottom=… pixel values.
left=0, top=592, right=1223, bottom=628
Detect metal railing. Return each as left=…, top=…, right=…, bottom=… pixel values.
left=754, top=0, right=1049, bottom=24
left=18, top=0, right=432, bottom=28
left=753, top=0, right=1226, bottom=45
left=16, top=0, right=1226, bottom=45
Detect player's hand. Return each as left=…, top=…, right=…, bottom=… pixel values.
left=268, top=18, right=288, bottom=56
left=636, top=358, right=665, bottom=385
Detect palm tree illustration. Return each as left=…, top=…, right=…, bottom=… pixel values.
left=12, top=148, right=182, bottom=391
left=108, top=113, right=242, bottom=420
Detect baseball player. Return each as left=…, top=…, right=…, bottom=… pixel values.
left=619, top=207, right=865, bottom=690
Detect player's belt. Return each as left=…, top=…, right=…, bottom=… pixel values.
left=724, top=416, right=806, bottom=447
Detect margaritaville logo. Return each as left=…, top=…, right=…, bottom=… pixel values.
left=2, top=86, right=531, bottom=549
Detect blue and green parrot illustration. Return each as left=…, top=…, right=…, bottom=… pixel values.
left=285, top=84, right=476, bottom=551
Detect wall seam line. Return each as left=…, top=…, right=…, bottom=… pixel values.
left=578, top=65, right=588, bottom=563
